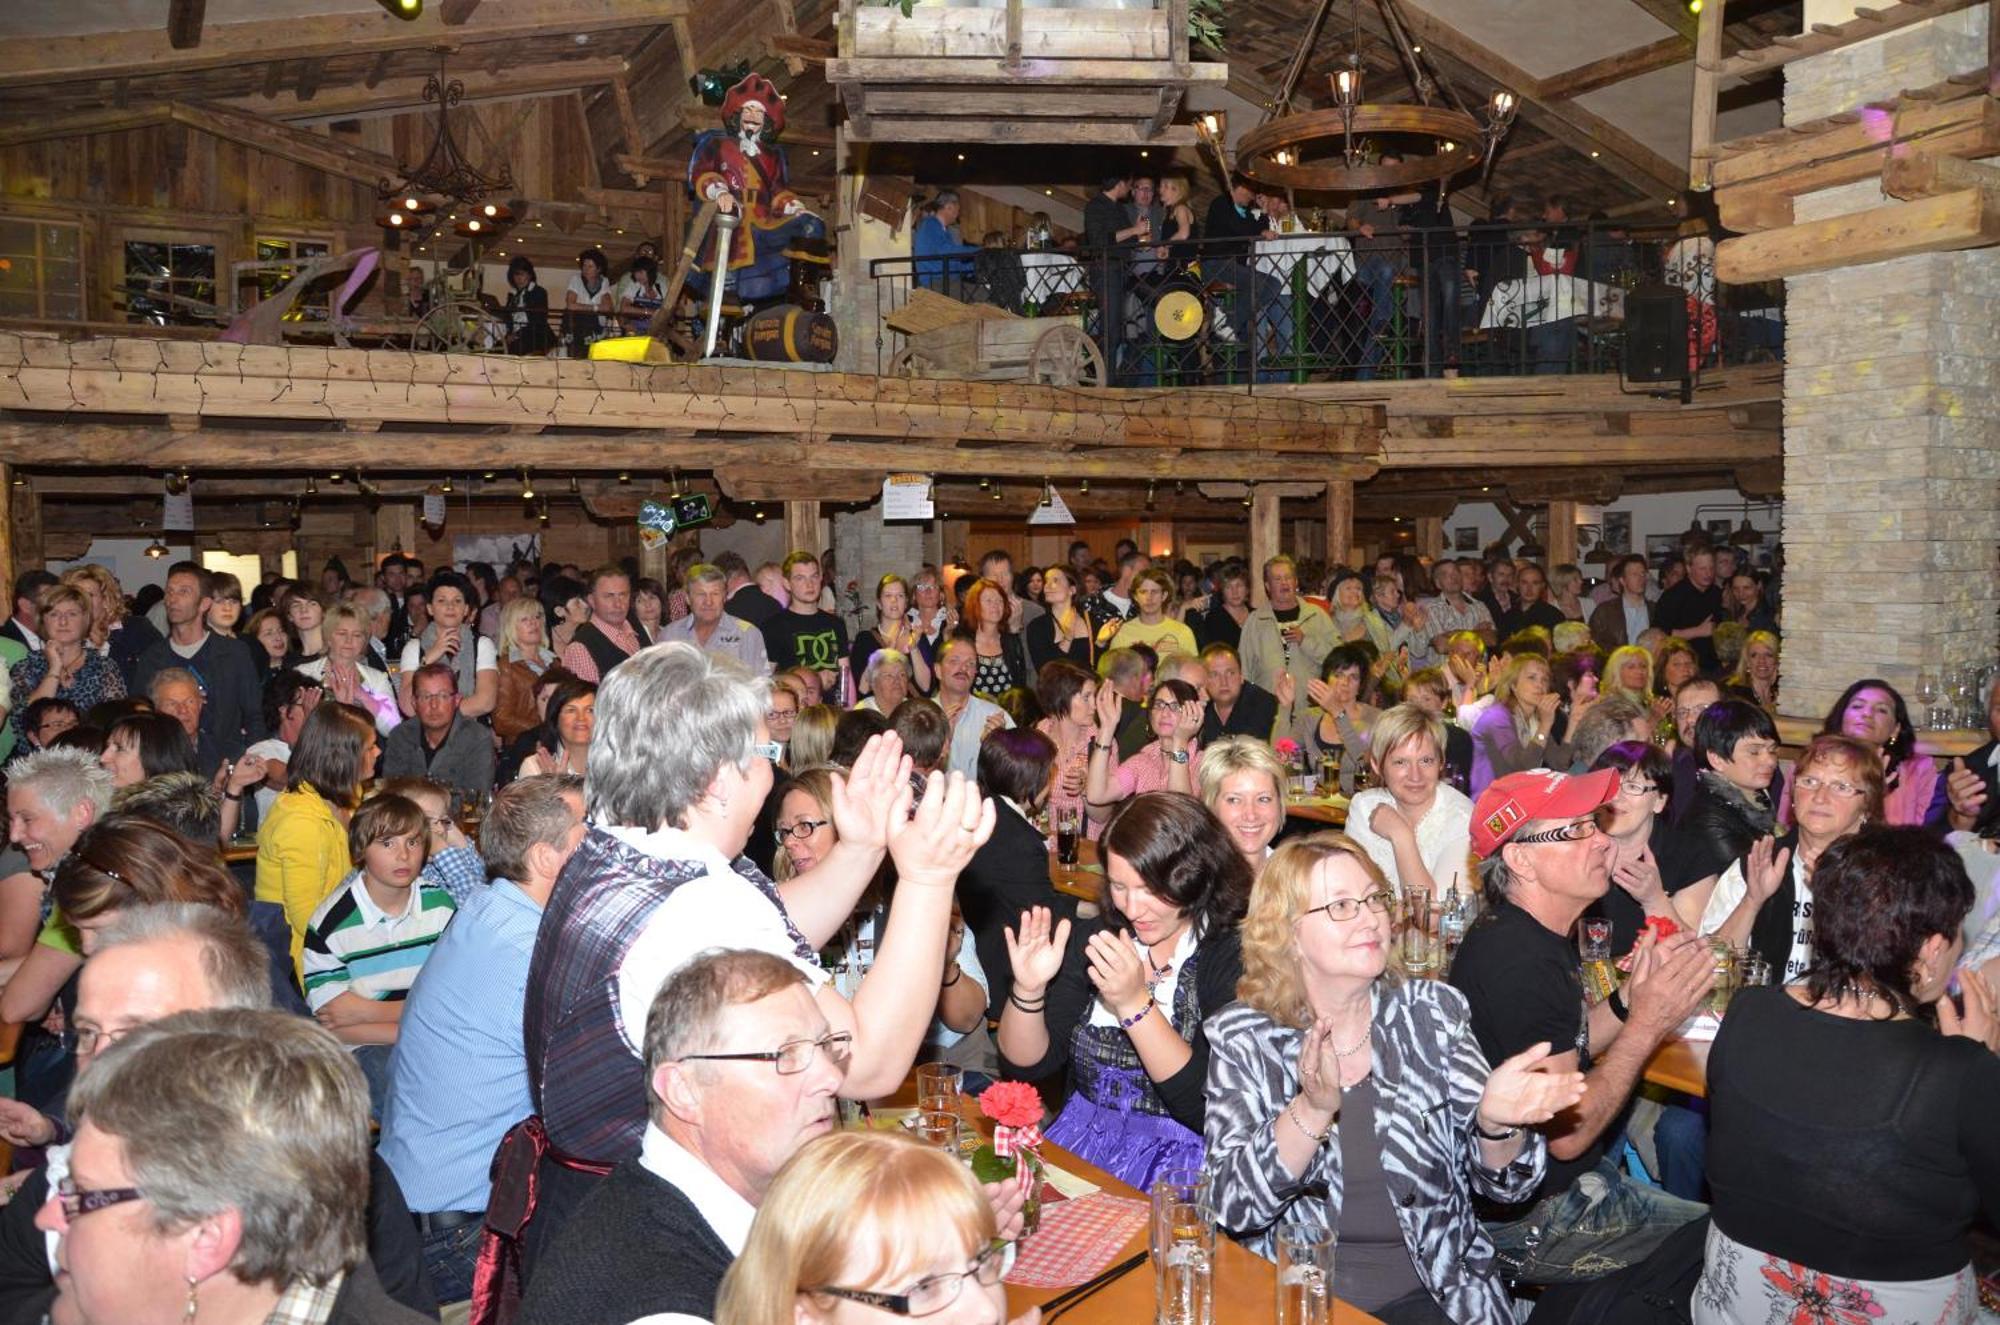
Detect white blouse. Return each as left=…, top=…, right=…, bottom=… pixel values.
left=1342, top=785, right=1474, bottom=896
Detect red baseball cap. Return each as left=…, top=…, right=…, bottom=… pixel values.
left=1470, top=768, right=1620, bottom=858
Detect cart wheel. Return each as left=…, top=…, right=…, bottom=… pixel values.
left=1029, top=324, right=1107, bottom=389
left=888, top=346, right=938, bottom=379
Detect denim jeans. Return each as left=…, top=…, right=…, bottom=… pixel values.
left=1356, top=255, right=1399, bottom=379
left=352, top=1043, right=394, bottom=1122
left=1528, top=316, right=1579, bottom=374
left=1422, top=256, right=1461, bottom=375
left=421, top=1219, right=483, bottom=1305
left=1484, top=1151, right=1707, bottom=1284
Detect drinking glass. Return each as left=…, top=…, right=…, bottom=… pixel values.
left=1736, top=951, right=1772, bottom=988
left=1400, top=885, right=1436, bottom=973
left=1056, top=806, right=1082, bottom=867
left=912, top=1108, right=963, bottom=1152
left=1275, top=1225, right=1335, bottom=1325
left=1915, top=673, right=1940, bottom=730
left=915, top=1063, right=963, bottom=1115
left=1704, top=939, right=1741, bottom=1017
left=1318, top=754, right=1339, bottom=794
left=1151, top=1170, right=1214, bottom=1325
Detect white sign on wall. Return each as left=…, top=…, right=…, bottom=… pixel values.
left=882, top=473, right=935, bottom=521
left=1027, top=489, right=1077, bottom=526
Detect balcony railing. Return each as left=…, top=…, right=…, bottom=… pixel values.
left=870, top=220, right=1783, bottom=388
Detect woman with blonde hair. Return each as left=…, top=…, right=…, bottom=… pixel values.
left=1344, top=704, right=1473, bottom=901
left=1205, top=833, right=1584, bottom=1323
left=717, top=1131, right=1013, bottom=1325
left=492, top=596, right=560, bottom=742
left=1547, top=564, right=1587, bottom=622
left=1601, top=644, right=1658, bottom=713
left=1466, top=654, right=1566, bottom=797
left=1197, top=734, right=1288, bottom=872
left=788, top=703, right=839, bottom=771
left=298, top=601, right=399, bottom=735
left=1728, top=629, right=1780, bottom=711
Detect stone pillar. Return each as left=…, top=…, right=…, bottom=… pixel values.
left=1775, top=4, right=1999, bottom=717
left=833, top=502, right=928, bottom=634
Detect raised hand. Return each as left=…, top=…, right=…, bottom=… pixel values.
left=1092, top=681, right=1122, bottom=735
left=1296, top=1019, right=1343, bottom=1114
left=1274, top=671, right=1297, bottom=710
left=1610, top=843, right=1667, bottom=911
left=1478, top=1041, right=1587, bottom=1130
left=1083, top=929, right=1150, bottom=1021
left=1744, top=835, right=1792, bottom=905
left=1305, top=678, right=1334, bottom=712
left=1938, top=968, right=2000, bottom=1052
left=1368, top=800, right=1413, bottom=843
left=1170, top=697, right=1205, bottom=745
left=828, top=731, right=914, bottom=854
left=1004, top=906, right=1071, bottom=996
left=1945, top=757, right=1989, bottom=827
left=1533, top=692, right=1562, bottom=729
left=888, top=769, right=996, bottom=891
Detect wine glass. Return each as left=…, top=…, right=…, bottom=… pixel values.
left=1915, top=673, right=1939, bottom=730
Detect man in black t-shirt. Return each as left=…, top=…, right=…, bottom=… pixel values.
left=1450, top=768, right=1712, bottom=1284
left=761, top=551, right=849, bottom=700
left=1653, top=546, right=1726, bottom=672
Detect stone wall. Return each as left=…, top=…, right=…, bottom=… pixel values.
left=1776, top=5, right=1999, bottom=716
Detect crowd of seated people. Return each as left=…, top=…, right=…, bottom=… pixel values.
left=0, top=529, right=1989, bottom=1325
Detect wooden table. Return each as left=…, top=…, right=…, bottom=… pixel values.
left=1051, top=838, right=1102, bottom=903
left=877, top=1080, right=1378, bottom=1325
left=1642, top=1035, right=1710, bottom=1097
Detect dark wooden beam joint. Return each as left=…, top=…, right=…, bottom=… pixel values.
left=166, top=0, right=206, bottom=51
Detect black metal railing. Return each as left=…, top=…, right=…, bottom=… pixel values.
left=871, top=220, right=1783, bottom=388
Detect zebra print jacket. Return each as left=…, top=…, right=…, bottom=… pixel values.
left=1204, top=978, right=1544, bottom=1325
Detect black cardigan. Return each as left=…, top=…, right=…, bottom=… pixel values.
left=1025, top=611, right=1094, bottom=676
left=1002, top=921, right=1243, bottom=1137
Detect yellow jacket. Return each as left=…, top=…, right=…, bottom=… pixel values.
left=255, top=785, right=352, bottom=974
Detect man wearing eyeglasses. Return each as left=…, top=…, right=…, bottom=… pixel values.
left=1449, top=769, right=1713, bottom=1285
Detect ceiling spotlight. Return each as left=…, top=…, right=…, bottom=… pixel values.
left=305, top=476, right=318, bottom=495
left=1079, top=478, right=1089, bottom=494
left=568, top=476, right=581, bottom=494
left=1041, top=478, right=1053, bottom=508
left=375, top=0, right=422, bottom=17
left=617, top=471, right=631, bottom=484
left=538, top=501, right=551, bottom=525
left=520, top=471, right=536, bottom=501
left=144, top=537, right=170, bottom=559
left=440, top=475, right=453, bottom=494
left=329, top=471, right=343, bottom=483
left=1145, top=480, right=1156, bottom=510
left=991, top=488, right=1002, bottom=501
left=978, top=476, right=990, bottom=490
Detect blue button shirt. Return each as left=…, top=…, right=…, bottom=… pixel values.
left=378, top=878, right=541, bottom=1214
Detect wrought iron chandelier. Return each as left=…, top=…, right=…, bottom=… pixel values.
left=376, top=48, right=516, bottom=231
left=1236, top=0, right=1517, bottom=194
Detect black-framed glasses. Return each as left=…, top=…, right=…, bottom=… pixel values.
left=679, top=1031, right=853, bottom=1076
left=54, top=1177, right=145, bottom=1222
left=1301, top=890, right=1393, bottom=924
left=815, top=1240, right=1015, bottom=1317
left=1615, top=778, right=1658, bottom=797
left=1511, top=817, right=1601, bottom=846
left=774, top=818, right=830, bottom=843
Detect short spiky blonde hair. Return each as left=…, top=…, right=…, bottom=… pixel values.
left=1238, top=832, right=1399, bottom=1028
left=1196, top=735, right=1287, bottom=807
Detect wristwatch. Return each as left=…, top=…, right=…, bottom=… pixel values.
left=1472, top=1117, right=1522, bottom=1142
left=1166, top=749, right=1191, bottom=765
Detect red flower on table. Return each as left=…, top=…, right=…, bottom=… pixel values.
left=1275, top=739, right=1301, bottom=759
left=1758, top=1258, right=1886, bottom=1325
left=977, top=1081, right=1044, bottom=1129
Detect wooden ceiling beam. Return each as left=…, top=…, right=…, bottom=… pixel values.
left=218, top=58, right=629, bottom=123
left=1536, top=36, right=1690, bottom=100
left=1616, top=0, right=1697, bottom=45
left=166, top=0, right=207, bottom=51
left=0, top=100, right=400, bottom=186
left=0, top=0, right=684, bottom=90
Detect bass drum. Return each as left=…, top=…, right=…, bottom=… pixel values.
left=741, top=304, right=838, bottom=363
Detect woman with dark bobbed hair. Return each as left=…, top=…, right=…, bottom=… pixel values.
left=503, top=256, right=554, bottom=355
left=1810, top=678, right=1939, bottom=827
left=1695, top=826, right=1999, bottom=1325
left=998, top=791, right=1250, bottom=1188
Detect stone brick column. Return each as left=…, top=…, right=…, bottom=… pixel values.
left=833, top=502, right=930, bottom=636
left=1773, top=3, right=1998, bottom=719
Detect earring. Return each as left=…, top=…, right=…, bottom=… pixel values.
left=183, top=1275, right=199, bottom=1321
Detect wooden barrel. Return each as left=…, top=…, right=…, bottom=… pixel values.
left=742, top=304, right=838, bottom=363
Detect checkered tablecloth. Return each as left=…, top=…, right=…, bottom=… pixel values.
left=1005, top=1192, right=1151, bottom=1289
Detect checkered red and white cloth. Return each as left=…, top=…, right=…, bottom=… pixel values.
left=1005, top=1193, right=1151, bottom=1290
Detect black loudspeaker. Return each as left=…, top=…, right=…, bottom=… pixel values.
left=1623, top=283, right=1688, bottom=383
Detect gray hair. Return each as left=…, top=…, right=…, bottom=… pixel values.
left=1569, top=696, right=1651, bottom=769
left=345, top=586, right=390, bottom=618
left=96, top=903, right=274, bottom=1012
left=587, top=642, right=768, bottom=830
left=480, top=774, right=584, bottom=882
left=5, top=745, right=114, bottom=820
left=1478, top=851, right=1515, bottom=904
left=68, top=1008, right=368, bottom=1287
left=146, top=665, right=204, bottom=701
left=932, top=188, right=961, bottom=208
left=645, top=948, right=807, bottom=1111
left=862, top=648, right=911, bottom=689
left=684, top=563, right=727, bottom=590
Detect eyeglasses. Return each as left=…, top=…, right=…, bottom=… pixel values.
left=679, top=1031, right=853, bottom=1076
left=1301, top=890, right=1393, bottom=924
left=766, top=708, right=797, bottom=724
left=1796, top=774, right=1866, bottom=799
left=774, top=818, right=830, bottom=843
left=64, top=1023, right=134, bottom=1058
left=54, top=1177, right=146, bottom=1222
left=751, top=740, right=784, bottom=763
left=1511, top=818, right=1602, bottom=846
left=1616, top=778, right=1658, bottom=797
left=816, top=1240, right=1015, bottom=1318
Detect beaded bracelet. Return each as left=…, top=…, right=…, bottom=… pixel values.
left=1117, top=997, right=1156, bottom=1031
left=1287, top=1100, right=1332, bottom=1144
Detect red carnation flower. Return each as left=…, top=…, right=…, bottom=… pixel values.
left=977, top=1081, right=1043, bottom=1129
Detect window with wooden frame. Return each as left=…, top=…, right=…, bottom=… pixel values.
left=252, top=234, right=335, bottom=319
left=0, top=218, right=85, bottom=322
left=121, top=235, right=220, bottom=325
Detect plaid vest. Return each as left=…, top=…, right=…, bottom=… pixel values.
left=523, top=825, right=813, bottom=1163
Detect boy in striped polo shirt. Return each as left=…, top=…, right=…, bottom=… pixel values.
left=303, top=789, right=458, bottom=1117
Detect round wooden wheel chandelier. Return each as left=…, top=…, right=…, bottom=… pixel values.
left=1234, top=0, right=1518, bottom=194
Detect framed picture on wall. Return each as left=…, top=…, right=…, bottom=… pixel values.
left=1705, top=518, right=1734, bottom=541
left=1453, top=526, right=1479, bottom=552
left=1644, top=534, right=1680, bottom=565
left=1601, top=511, right=1632, bottom=555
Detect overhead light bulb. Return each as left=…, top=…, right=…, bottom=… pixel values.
left=305, top=476, right=318, bottom=495
left=144, top=537, right=169, bottom=559
left=482, top=204, right=498, bottom=217
left=1079, top=478, right=1089, bottom=494
left=404, top=197, right=421, bottom=210
left=388, top=212, right=405, bottom=226
left=467, top=219, right=481, bottom=231
left=520, top=471, right=536, bottom=501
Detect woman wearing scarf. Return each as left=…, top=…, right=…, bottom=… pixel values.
left=1665, top=699, right=1782, bottom=925
left=396, top=569, right=499, bottom=720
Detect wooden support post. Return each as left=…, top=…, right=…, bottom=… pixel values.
left=785, top=500, right=822, bottom=560
left=1415, top=515, right=1444, bottom=560
left=1250, top=486, right=1282, bottom=609
left=1687, top=0, right=1723, bottom=193
left=0, top=465, right=14, bottom=612
left=372, top=503, right=417, bottom=568
left=10, top=481, right=40, bottom=583
left=1324, top=479, right=1354, bottom=574
left=1547, top=500, right=1579, bottom=569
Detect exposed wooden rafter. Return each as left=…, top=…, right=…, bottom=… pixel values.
left=166, top=0, right=207, bottom=51
left=1537, top=36, right=1690, bottom=100
left=1710, top=0, right=1983, bottom=78
left=0, top=0, right=685, bottom=90
left=219, top=58, right=629, bottom=123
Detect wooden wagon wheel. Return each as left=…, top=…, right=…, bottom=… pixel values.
left=410, top=300, right=498, bottom=354
left=1028, top=324, right=1107, bottom=389
left=888, top=346, right=939, bottom=379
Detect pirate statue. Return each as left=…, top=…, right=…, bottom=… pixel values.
left=686, top=73, right=828, bottom=304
